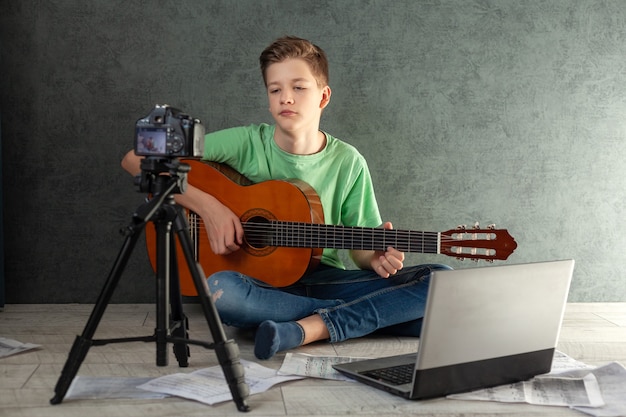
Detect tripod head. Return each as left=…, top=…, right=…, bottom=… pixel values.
left=135, top=157, right=191, bottom=197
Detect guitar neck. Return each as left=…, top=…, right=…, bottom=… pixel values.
left=243, top=221, right=440, bottom=254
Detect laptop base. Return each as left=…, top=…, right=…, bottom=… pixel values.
left=410, top=347, right=554, bottom=399
left=335, top=348, right=554, bottom=400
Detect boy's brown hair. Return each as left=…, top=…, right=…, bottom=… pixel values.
left=259, top=36, right=329, bottom=88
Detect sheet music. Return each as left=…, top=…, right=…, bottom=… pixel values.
left=278, top=352, right=369, bottom=381
left=448, top=352, right=626, bottom=415
left=568, top=362, right=626, bottom=417
left=66, top=376, right=168, bottom=400
left=448, top=373, right=604, bottom=407
left=0, top=337, right=40, bottom=358
left=137, top=359, right=304, bottom=405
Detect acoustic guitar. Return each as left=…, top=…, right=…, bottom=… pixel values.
left=145, top=160, right=517, bottom=296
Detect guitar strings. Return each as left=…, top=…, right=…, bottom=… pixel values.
left=186, top=214, right=505, bottom=259
left=185, top=215, right=488, bottom=249
left=187, top=216, right=486, bottom=242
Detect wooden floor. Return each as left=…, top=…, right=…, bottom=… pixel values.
left=1, top=302, right=625, bottom=416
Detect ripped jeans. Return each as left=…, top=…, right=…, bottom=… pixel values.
left=206, top=263, right=451, bottom=343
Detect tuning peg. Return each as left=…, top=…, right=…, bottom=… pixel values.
left=456, top=257, right=465, bottom=261
left=457, top=224, right=467, bottom=230
left=488, top=224, right=496, bottom=230
left=472, top=258, right=479, bottom=263
left=473, top=221, right=480, bottom=229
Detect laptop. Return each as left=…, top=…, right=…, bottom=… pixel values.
left=333, top=259, right=575, bottom=400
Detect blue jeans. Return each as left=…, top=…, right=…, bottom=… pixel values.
left=207, top=263, right=451, bottom=343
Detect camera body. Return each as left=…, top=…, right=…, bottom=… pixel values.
left=135, top=105, right=205, bottom=158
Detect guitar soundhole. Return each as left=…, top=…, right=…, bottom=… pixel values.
left=241, top=211, right=278, bottom=257
left=244, top=216, right=272, bottom=249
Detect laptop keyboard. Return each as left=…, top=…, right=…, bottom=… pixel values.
left=363, top=363, right=415, bottom=385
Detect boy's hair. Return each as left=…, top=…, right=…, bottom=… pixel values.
left=259, top=36, right=329, bottom=87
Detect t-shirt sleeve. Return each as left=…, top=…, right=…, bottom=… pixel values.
left=202, top=124, right=273, bottom=178
left=202, top=126, right=250, bottom=166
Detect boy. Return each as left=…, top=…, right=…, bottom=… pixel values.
left=122, top=36, right=450, bottom=360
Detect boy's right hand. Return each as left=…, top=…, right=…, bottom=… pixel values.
left=201, top=200, right=244, bottom=255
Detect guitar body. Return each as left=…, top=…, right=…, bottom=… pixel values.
left=145, top=160, right=325, bottom=296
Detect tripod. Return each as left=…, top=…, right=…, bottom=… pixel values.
left=50, top=158, right=250, bottom=412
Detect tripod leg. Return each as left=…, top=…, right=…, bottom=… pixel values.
left=172, top=207, right=250, bottom=412
left=50, top=226, right=144, bottom=405
left=168, top=229, right=190, bottom=367
left=153, top=217, right=190, bottom=367
left=154, top=219, right=171, bottom=367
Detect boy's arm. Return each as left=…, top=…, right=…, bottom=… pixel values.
left=349, top=222, right=405, bottom=278
left=121, top=150, right=244, bottom=255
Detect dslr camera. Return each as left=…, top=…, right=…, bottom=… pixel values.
left=135, top=105, right=205, bottom=158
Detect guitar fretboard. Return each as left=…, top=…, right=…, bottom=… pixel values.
left=242, top=221, right=441, bottom=254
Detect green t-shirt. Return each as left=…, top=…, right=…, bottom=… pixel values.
left=202, top=123, right=382, bottom=270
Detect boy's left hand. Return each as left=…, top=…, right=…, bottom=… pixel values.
left=372, top=222, right=405, bottom=278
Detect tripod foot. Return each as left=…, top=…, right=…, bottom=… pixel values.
left=215, top=339, right=250, bottom=412
left=50, top=335, right=93, bottom=405
left=172, top=315, right=190, bottom=367
left=170, top=300, right=191, bottom=368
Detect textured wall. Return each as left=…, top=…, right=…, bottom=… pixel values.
left=1, top=1, right=625, bottom=303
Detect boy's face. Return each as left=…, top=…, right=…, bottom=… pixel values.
left=265, top=58, right=331, bottom=135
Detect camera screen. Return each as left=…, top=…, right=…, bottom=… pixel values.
left=136, top=128, right=167, bottom=155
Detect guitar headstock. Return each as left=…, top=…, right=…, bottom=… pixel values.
left=440, top=223, right=517, bottom=262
